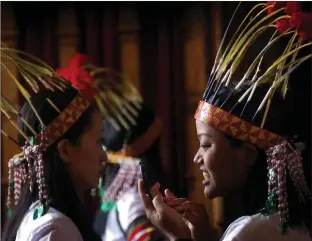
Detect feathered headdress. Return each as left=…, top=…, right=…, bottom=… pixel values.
left=1, top=48, right=142, bottom=219
left=98, top=102, right=163, bottom=214
left=194, top=2, right=311, bottom=233
left=56, top=53, right=143, bottom=131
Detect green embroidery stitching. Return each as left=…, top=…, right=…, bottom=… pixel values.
left=33, top=205, right=48, bottom=220
left=29, top=136, right=35, bottom=145
left=7, top=209, right=12, bottom=218
left=100, top=201, right=116, bottom=213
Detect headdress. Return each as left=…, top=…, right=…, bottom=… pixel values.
left=55, top=53, right=143, bottom=131
left=97, top=154, right=141, bottom=213
left=98, top=102, right=163, bottom=212
left=194, top=2, right=311, bottom=233
left=1, top=49, right=142, bottom=219
left=103, top=101, right=163, bottom=157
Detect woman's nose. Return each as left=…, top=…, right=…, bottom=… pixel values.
left=193, top=149, right=201, bottom=164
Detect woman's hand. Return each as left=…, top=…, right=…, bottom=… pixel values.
left=163, top=190, right=218, bottom=241
left=138, top=179, right=192, bottom=241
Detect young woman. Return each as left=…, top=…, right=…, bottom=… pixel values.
left=138, top=2, right=312, bottom=241
left=93, top=101, right=166, bottom=241
left=1, top=50, right=141, bottom=241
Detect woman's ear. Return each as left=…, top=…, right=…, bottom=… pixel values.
left=58, top=139, right=72, bottom=163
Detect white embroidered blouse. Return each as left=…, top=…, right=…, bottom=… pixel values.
left=16, top=201, right=83, bottom=241
left=221, top=213, right=311, bottom=241
left=101, top=187, right=146, bottom=241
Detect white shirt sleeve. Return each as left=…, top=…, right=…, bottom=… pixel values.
left=16, top=204, right=83, bottom=241
left=117, top=187, right=146, bottom=232
left=221, top=213, right=311, bottom=241
left=36, top=218, right=82, bottom=241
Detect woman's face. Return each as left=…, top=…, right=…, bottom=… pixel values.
left=59, top=110, right=107, bottom=191
left=194, top=120, right=256, bottom=199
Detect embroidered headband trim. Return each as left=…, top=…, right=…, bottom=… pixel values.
left=194, top=100, right=285, bottom=149
left=34, top=92, right=91, bottom=147
left=5, top=93, right=91, bottom=164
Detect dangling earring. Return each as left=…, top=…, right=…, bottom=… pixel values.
left=6, top=159, right=14, bottom=218
left=264, top=141, right=289, bottom=233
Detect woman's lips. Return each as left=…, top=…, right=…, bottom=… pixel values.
left=202, top=171, right=211, bottom=185
left=203, top=172, right=210, bottom=180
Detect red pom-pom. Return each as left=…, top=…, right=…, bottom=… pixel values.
left=267, top=1, right=286, bottom=15
left=291, top=12, right=312, bottom=40
left=285, top=2, right=302, bottom=15
left=56, top=53, right=96, bottom=97
left=276, top=18, right=292, bottom=34
left=68, top=53, right=89, bottom=68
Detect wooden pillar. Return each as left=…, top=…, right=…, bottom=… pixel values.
left=1, top=2, right=20, bottom=226
left=207, top=2, right=224, bottom=232
left=118, top=3, right=141, bottom=91
left=57, top=3, right=79, bottom=67
left=183, top=1, right=211, bottom=217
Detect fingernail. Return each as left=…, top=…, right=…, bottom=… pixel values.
left=150, top=182, right=160, bottom=197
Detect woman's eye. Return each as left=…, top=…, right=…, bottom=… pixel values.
left=200, top=145, right=210, bottom=150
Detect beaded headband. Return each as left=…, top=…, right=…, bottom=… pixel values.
left=195, top=101, right=284, bottom=149
left=33, top=92, right=91, bottom=146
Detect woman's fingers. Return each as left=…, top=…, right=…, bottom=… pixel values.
left=170, top=202, right=202, bottom=214
left=150, top=182, right=161, bottom=197
left=163, top=189, right=187, bottom=208
left=138, top=179, right=157, bottom=218
left=164, top=189, right=177, bottom=198
left=163, top=198, right=189, bottom=207
left=172, top=205, right=192, bottom=213
left=152, top=191, right=166, bottom=213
